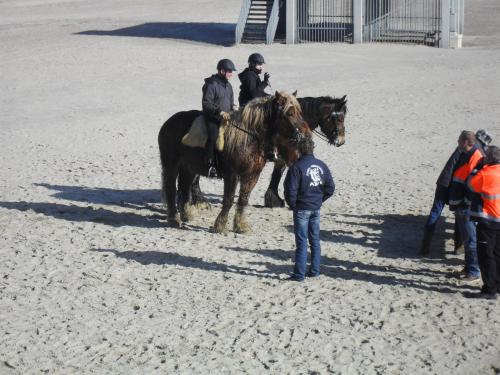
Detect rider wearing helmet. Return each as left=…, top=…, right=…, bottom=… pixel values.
left=202, top=58, right=236, bottom=177
left=238, top=53, right=270, bottom=107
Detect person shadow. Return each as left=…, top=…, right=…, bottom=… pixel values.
left=223, top=245, right=471, bottom=294
left=75, top=22, right=236, bottom=46
left=284, top=212, right=459, bottom=263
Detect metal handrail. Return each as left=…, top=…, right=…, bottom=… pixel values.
left=266, top=0, right=279, bottom=44
left=235, top=0, right=252, bottom=44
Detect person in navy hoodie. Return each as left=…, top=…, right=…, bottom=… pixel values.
left=284, top=137, right=335, bottom=281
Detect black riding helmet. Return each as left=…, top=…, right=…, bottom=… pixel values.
left=248, top=53, right=265, bottom=65
left=217, top=59, right=237, bottom=72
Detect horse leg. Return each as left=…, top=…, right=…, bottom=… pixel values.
left=234, top=174, right=259, bottom=233
left=178, top=168, right=196, bottom=222
left=264, top=160, right=286, bottom=208
left=213, top=175, right=238, bottom=234
left=190, top=175, right=205, bottom=205
left=162, top=161, right=182, bottom=226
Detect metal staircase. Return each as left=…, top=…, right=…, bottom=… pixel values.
left=243, top=0, right=272, bottom=43
left=236, top=0, right=278, bottom=44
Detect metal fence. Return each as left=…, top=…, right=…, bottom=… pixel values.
left=291, top=0, right=455, bottom=46
left=296, top=0, right=353, bottom=43
left=363, top=0, right=442, bottom=46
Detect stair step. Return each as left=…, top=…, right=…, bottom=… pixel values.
left=242, top=38, right=266, bottom=43
left=245, top=24, right=267, bottom=29
left=244, top=31, right=266, bottom=36
left=242, top=33, right=266, bottom=38
left=245, top=27, right=267, bottom=32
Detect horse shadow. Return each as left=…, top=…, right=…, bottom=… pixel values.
left=35, top=183, right=223, bottom=210
left=92, top=248, right=267, bottom=277
left=0, top=201, right=164, bottom=228
left=75, top=22, right=236, bottom=46
left=34, top=183, right=161, bottom=209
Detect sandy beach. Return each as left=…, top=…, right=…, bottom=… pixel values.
left=1, top=0, right=500, bottom=373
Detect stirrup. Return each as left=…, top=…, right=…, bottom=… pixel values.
left=208, top=166, right=218, bottom=178
left=266, top=150, right=277, bottom=162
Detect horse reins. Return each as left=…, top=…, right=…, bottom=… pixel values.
left=228, top=121, right=259, bottom=140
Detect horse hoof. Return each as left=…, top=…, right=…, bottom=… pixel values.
left=211, top=225, right=228, bottom=234
left=234, top=222, right=251, bottom=234
left=264, top=189, right=285, bottom=208
left=167, top=213, right=183, bottom=227
left=180, top=206, right=194, bottom=222
left=195, top=201, right=211, bottom=211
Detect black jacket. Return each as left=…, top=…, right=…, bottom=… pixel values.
left=238, top=68, right=268, bottom=107
left=436, top=147, right=462, bottom=187
left=284, top=154, right=335, bottom=211
left=202, top=74, right=234, bottom=123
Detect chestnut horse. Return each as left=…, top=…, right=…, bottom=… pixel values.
left=158, top=91, right=311, bottom=233
left=190, top=95, right=348, bottom=207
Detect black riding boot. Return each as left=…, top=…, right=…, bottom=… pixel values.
left=420, top=229, right=433, bottom=256
left=206, top=122, right=218, bottom=178
left=206, top=142, right=217, bottom=178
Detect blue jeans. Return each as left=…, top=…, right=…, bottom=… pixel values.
left=425, top=185, right=448, bottom=232
left=455, top=208, right=480, bottom=277
left=293, top=209, right=321, bottom=280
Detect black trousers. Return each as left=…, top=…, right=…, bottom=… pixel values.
left=206, top=121, right=219, bottom=162
left=477, top=223, right=500, bottom=294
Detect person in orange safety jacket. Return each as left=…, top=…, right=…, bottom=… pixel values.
left=449, top=137, right=485, bottom=211
left=449, top=131, right=485, bottom=283
left=464, top=145, right=500, bottom=300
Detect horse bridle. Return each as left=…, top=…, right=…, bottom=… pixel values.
left=228, top=99, right=305, bottom=145
left=314, top=109, right=344, bottom=144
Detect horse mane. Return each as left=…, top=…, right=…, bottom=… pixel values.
left=299, top=96, right=347, bottom=118
left=223, top=92, right=300, bottom=157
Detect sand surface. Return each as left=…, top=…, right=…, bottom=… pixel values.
left=1, top=0, right=500, bottom=373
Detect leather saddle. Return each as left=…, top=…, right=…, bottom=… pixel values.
left=181, top=115, right=226, bottom=152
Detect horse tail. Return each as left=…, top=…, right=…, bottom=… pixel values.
left=158, top=120, right=170, bottom=206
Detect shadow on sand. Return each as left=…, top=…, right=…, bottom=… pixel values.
left=75, top=22, right=236, bottom=46
left=285, top=212, right=458, bottom=263
left=0, top=201, right=165, bottom=228
left=93, top=245, right=470, bottom=295
left=0, top=183, right=224, bottom=228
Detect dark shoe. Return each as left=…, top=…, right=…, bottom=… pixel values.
left=459, top=275, right=482, bottom=286
left=287, top=275, right=304, bottom=282
left=419, top=230, right=433, bottom=256
left=208, top=166, right=218, bottom=178
left=463, top=291, right=496, bottom=300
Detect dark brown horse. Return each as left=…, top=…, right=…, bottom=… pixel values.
left=158, top=91, right=311, bottom=233
left=264, top=95, right=348, bottom=207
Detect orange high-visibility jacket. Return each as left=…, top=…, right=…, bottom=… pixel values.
left=467, top=163, right=500, bottom=229
left=449, top=145, right=484, bottom=210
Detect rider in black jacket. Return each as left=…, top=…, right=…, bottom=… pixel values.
left=202, top=58, right=236, bottom=177
left=238, top=53, right=270, bottom=107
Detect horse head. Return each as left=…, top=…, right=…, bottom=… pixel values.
left=317, top=95, right=347, bottom=147
left=271, top=91, right=312, bottom=164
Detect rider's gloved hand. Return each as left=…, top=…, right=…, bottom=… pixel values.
left=263, top=72, right=270, bottom=84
